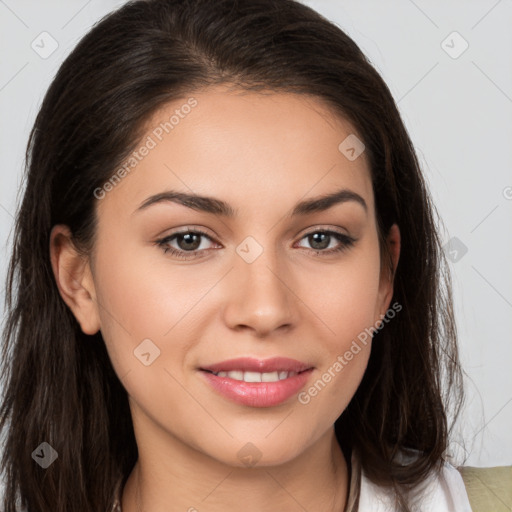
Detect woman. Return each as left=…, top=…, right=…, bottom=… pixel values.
left=0, top=0, right=471, bottom=510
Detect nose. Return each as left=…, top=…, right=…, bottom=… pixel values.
left=222, top=245, right=299, bottom=337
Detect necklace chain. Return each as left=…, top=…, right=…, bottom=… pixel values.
left=136, top=464, right=143, bottom=512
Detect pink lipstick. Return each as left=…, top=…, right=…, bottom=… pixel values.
left=199, top=357, right=314, bottom=407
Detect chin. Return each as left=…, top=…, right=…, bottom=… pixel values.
left=217, top=434, right=313, bottom=469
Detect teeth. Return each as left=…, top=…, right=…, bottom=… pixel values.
left=244, top=371, right=262, bottom=382
left=214, top=370, right=298, bottom=382
left=262, top=371, right=279, bottom=382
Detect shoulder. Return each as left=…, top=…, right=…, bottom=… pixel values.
left=355, top=452, right=473, bottom=512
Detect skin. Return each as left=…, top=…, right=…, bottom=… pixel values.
left=50, top=84, right=400, bottom=512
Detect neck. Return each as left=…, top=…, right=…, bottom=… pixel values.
left=121, top=421, right=349, bottom=512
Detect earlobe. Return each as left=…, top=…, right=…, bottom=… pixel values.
left=49, top=225, right=100, bottom=335
left=377, top=223, right=401, bottom=319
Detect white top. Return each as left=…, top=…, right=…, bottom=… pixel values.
left=111, top=450, right=473, bottom=512
left=346, top=450, right=473, bottom=512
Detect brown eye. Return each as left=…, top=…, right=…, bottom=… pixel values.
left=296, top=230, right=355, bottom=255
left=173, top=232, right=202, bottom=251
left=156, top=229, right=218, bottom=260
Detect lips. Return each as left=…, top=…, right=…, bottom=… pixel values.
left=199, top=357, right=314, bottom=407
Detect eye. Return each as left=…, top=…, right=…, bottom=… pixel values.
left=295, top=229, right=356, bottom=256
left=155, top=228, right=218, bottom=260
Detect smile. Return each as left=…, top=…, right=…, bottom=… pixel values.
left=199, top=357, right=314, bottom=407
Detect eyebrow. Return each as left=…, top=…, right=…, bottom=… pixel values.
left=133, top=187, right=367, bottom=217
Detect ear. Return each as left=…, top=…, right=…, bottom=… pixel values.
left=375, top=223, right=401, bottom=321
left=49, top=225, right=100, bottom=335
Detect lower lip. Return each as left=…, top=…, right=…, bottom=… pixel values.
left=200, top=369, right=314, bottom=407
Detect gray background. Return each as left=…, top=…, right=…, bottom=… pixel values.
left=0, top=0, right=511, bottom=468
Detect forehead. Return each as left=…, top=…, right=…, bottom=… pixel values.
left=97, top=85, right=374, bottom=221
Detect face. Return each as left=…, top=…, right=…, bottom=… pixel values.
left=58, top=85, right=399, bottom=468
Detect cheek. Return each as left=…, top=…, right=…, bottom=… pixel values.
left=299, top=316, right=373, bottom=426
left=91, top=235, right=211, bottom=382
left=92, top=231, right=191, bottom=338
left=90, top=238, right=166, bottom=369
left=304, top=240, right=382, bottom=345
left=92, top=253, right=195, bottom=422
left=297, top=240, right=380, bottom=413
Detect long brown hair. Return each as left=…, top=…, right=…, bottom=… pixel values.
left=0, top=1, right=463, bottom=510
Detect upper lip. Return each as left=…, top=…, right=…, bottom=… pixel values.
left=200, top=357, right=313, bottom=373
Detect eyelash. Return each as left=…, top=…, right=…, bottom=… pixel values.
left=155, top=228, right=356, bottom=260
